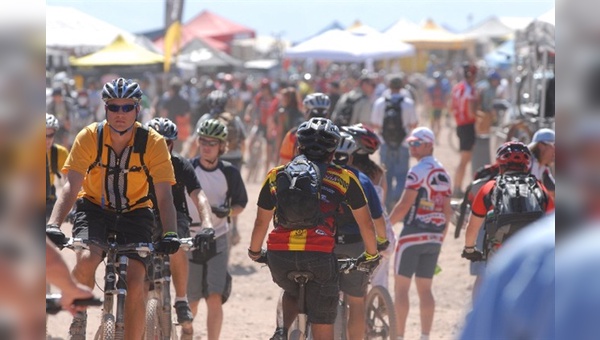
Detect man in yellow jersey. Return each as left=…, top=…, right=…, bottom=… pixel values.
left=45, top=78, right=181, bottom=340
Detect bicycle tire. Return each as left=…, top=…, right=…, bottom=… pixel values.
left=333, top=295, right=347, bottom=340
left=158, top=304, right=173, bottom=340
left=365, top=285, right=398, bottom=340
left=145, top=298, right=163, bottom=340
left=288, top=328, right=305, bottom=340
left=94, top=314, right=115, bottom=340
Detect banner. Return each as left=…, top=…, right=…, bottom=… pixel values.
left=163, top=0, right=184, bottom=72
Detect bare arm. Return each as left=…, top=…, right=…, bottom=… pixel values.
left=249, top=207, right=274, bottom=252
left=154, top=182, right=178, bottom=234
left=373, top=216, right=387, bottom=240
left=48, top=170, right=85, bottom=227
left=464, top=215, right=484, bottom=248
left=46, top=238, right=93, bottom=314
left=230, top=204, right=245, bottom=217
left=351, top=205, right=378, bottom=255
left=442, top=196, right=452, bottom=240
left=388, top=188, right=418, bottom=226
left=189, top=188, right=212, bottom=228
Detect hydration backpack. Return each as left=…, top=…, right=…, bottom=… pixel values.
left=333, top=94, right=363, bottom=126
left=216, top=111, right=243, bottom=152
left=275, top=154, right=324, bottom=229
left=484, top=173, right=546, bottom=257
left=381, top=96, right=405, bottom=149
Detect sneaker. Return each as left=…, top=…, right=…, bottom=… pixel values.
left=174, top=301, right=193, bottom=324
left=68, top=311, right=87, bottom=340
left=270, top=327, right=287, bottom=340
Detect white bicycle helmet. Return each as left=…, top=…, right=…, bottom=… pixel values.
left=102, top=78, right=143, bottom=102
left=46, top=113, right=59, bottom=130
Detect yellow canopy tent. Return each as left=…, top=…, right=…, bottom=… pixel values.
left=70, top=34, right=164, bottom=66
left=384, top=19, right=475, bottom=72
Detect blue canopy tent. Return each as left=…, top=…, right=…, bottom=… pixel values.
left=484, top=39, right=514, bottom=70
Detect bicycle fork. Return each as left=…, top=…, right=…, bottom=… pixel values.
left=115, top=256, right=128, bottom=339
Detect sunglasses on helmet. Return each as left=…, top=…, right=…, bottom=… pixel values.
left=106, top=103, right=138, bottom=113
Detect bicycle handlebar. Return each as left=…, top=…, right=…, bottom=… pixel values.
left=46, top=294, right=103, bottom=315
left=63, top=238, right=155, bottom=257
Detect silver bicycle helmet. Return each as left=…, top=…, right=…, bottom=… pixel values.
left=303, top=93, right=331, bottom=117
left=145, top=117, right=178, bottom=140
left=197, top=118, right=228, bottom=142
left=296, top=117, right=340, bottom=159
left=333, top=131, right=358, bottom=166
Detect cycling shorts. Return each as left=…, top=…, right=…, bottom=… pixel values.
left=456, top=123, right=476, bottom=151
left=395, top=242, right=441, bottom=279
left=267, top=251, right=339, bottom=324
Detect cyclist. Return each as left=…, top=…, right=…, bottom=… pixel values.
left=528, top=128, right=555, bottom=199
left=183, top=90, right=247, bottom=246
left=462, top=142, right=555, bottom=262
left=45, top=78, right=181, bottom=340
left=186, top=118, right=248, bottom=340
left=145, top=117, right=213, bottom=336
left=343, top=123, right=396, bottom=289
left=388, top=127, right=453, bottom=340
left=450, top=62, right=479, bottom=198
left=249, top=117, right=381, bottom=340
left=425, top=71, right=450, bottom=142
left=279, top=92, right=331, bottom=165
left=46, top=113, right=69, bottom=221
left=331, top=131, right=389, bottom=339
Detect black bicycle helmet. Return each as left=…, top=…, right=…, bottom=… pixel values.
left=207, top=90, right=229, bottom=110
left=296, top=117, right=341, bottom=159
left=102, top=78, right=143, bottom=102
left=144, top=117, right=178, bottom=140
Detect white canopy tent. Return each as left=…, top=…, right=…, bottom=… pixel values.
left=284, top=29, right=415, bottom=62
left=47, top=5, right=158, bottom=56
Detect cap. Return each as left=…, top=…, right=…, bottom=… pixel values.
left=407, top=127, right=435, bottom=144
left=528, top=128, right=555, bottom=149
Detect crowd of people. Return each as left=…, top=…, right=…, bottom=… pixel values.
left=45, top=60, right=556, bottom=340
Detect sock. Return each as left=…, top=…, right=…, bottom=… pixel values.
left=421, top=334, right=430, bottom=340
left=175, top=296, right=188, bottom=303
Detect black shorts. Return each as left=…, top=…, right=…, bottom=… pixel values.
left=72, top=198, right=155, bottom=266
left=456, top=123, right=476, bottom=151
left=267, top=251, right=339, bottom=324
left=153, top=211, right=191, bottom=242
left=396, top=243, right=442, bottom=279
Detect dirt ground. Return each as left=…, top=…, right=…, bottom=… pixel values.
left=47, top=116, right=479, bottom=340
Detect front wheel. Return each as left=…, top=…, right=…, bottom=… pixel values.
left=145, top=298, right=166, bottom=340
left=94, top=314, right=115, bottom=340
left=365, top=285, right=398, bottom=340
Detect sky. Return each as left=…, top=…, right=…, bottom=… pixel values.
left=46, top=0, right=554, bottom=42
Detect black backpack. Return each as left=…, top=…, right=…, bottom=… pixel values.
left=483, top=173, right=546, bottom=257
left=381, top=96, right=406, bottom=150
left=333, top=93, right=363, bottom=126
left=275, top=154, right=324, bottom=229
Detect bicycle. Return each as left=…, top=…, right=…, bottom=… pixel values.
left=444, top=111, right=458, bottom=152
left=363, top=284, right=397, bottom=340
left=144, top=236, right=195, bottom=340
left=64, top=235, right=154, bottom=340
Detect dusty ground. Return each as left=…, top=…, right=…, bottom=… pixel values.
left=47, top=117, right=478, bottom=340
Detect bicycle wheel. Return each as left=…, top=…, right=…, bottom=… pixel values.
left=94, top=314, right=115, bottom=340
left=365, top=285, right=398, bottom=340
left=333, top=296, right=347, bottom=340
left=145, top=298, right=163, bottom=340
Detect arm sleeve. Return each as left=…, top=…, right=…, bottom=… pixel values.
left=360, top=174, right=383, bottom=219
left=405, top=167, right=423, bottom=190
left=224, top=165, right=248, bottom=208
left=179, top=157, right=202, bottom=194
left=370, top=98, right=384, bottom=126
left=62, top=126, right=97, bottom=175
left=345, top=170, right=368, bottom=210
left=471, top=180, right=496, bottom=217
left=403, top=99, right=418, bottom=128
left=257, top=169, right=277, bottom=210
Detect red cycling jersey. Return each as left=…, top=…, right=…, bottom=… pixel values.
left=450, top=81, right=477, bottom=126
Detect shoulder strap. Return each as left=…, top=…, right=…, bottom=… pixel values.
left=134, top=126, right=156, bottom=207
left=87, top=122, right=105, bottom=174
left=50, top=144, right=61, bottom=179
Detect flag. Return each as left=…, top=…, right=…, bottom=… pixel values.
left=163, top=0, right=184, bottom=73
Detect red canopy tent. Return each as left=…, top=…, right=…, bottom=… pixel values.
left=154, top=10, right=255, bottom=53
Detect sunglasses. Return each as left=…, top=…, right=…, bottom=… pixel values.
left=408, top=140, right=425, bottom=147
left=106, top=104, right=138, bottom=113
left=198, top=138, right=220, bottom=147
left=46, top=133, right=55, bottom=139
